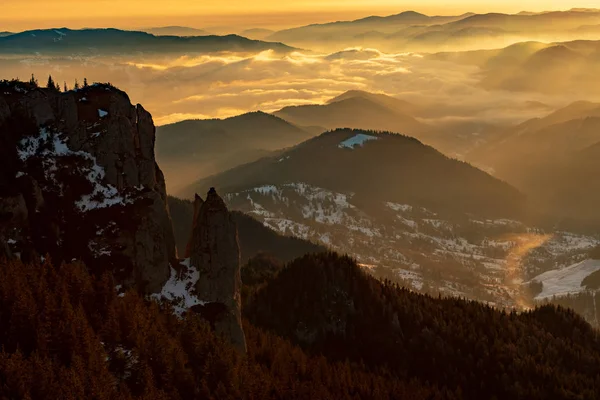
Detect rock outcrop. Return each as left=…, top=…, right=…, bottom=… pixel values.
left=188, top=188, right=247, bottom=353
left=184, top=193, right=204, bottom=258
left=0, top=80, right=176, bottom=293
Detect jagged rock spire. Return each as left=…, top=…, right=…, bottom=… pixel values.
left=188, top=187, right=247, bottom=353
left=185, top=193, right=205, bottom=258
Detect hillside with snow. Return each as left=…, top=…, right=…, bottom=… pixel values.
left=189, top=129, right=525, bottom=219
left=223, top=182, right=598, bottom=307
left=187, top=129, right=598, bottom=308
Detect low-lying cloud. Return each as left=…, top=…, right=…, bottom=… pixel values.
left=2, top=46, right=597, bottom=127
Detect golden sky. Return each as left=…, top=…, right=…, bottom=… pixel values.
left=1, top=0, right=596, bottom=31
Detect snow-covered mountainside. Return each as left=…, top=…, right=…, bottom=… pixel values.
left=224, top=182, right=598, bottom=308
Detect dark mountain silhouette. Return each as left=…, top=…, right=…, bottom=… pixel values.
left=141, top=26, right=211, bottom=36
left=245, top=252, right=600, bottom=400
left=190, top=128, right=525, bottom=218
left=0, top=28, right=294, bottom=55
left=156, top=111, right=313, bottom=193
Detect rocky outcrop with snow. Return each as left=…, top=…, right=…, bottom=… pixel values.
left=0, top=81, right=176, bottom=293
left=188, top=188, right=247, bottom=353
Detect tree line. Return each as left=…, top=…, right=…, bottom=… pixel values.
left=25, top=73, right=91, bottom=92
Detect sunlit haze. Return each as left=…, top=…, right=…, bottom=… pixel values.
left=2, top=0, right=597, bottom=30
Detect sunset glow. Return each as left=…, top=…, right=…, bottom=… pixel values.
left=2, top=0, right=597, bottom=31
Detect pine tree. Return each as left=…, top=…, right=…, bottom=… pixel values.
left=74, top=79, right=80, bottom=90
left=29, top=74, right=38, bottom=87
left=83, top=78, right=88, bottom=87
left=63, top=81, right=68, bottom=92
left=46, top=75, right=55, bottom=90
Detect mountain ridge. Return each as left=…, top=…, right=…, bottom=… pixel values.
left=157, top=111, right=313, bottom=193
left=0, top=28, right=295, bottom=55
left=266, top=9, right=600, bottom=52
left=190, top=128, right=525, bottom=218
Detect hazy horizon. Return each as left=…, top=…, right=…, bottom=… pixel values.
left=1, top=1, right=598, bottom=32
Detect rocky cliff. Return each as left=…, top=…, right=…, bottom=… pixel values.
left=188, top=188, right=247, bottom=353
left=0, top=80, right=176, bottom=293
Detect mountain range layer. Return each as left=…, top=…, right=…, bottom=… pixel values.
left=0, top=28, right=294, bottom=55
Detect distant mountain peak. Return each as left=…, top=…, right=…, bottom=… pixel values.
left=233, top=110, right=278, bottom=119
left=327, top=89, right=380, bottom=103
left=396, top=10, right=427, bottom=17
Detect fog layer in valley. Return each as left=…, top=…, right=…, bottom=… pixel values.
left=5, top=44, right=596, bottom=127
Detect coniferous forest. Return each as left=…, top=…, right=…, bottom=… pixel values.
left=0, top=257, right=434, bottom=400
left=2, top=254, right=599, bottom=399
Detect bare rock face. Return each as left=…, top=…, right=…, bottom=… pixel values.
left=0, top=81, right=176, bottom=293
left=184, top=193, right=204, bottom=258
left=189, top=188, right=247, bottom=353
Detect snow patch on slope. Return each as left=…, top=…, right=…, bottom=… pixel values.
left=151, top=259, right=204, bottom=314
left=17, top=127, right=133, bottom=212
left=532, top=259, right=600, bottom=300
left=542, top=233, right=599, bottom=255
left=338, top=133, right=378, bottom=149
left=387, top=202, right=413, bottom=212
